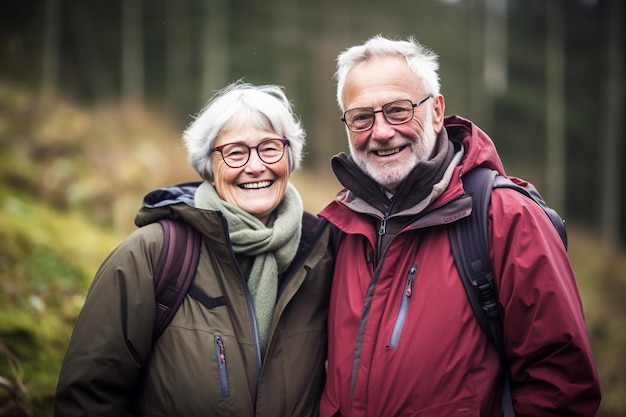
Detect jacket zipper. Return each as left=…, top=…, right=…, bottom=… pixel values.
left=219, top=214, right=263, bottom=375
left=389, top=264, right=418, bottom=348
left=375, top=207, right=391, bottom=267
left=214, top=335, right=230, bottom=397
left=351, top=207, right=393, bottom=397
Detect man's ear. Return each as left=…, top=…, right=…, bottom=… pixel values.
left=432, top=94, right=445, bottom=131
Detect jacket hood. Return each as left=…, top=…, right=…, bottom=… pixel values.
left=433, top=115, right=507, bottom=202
left=444, top=115, right=506, bottom=176
left=141, top=181, right=200, bottom=209
left=134, top=181, right=205, bottom=229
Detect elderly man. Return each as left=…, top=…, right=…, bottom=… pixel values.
left=319, top=35, right=601, bottom=417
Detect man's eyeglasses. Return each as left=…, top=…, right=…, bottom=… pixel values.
left=341, top=94, right=433, bottom=132
left=210, top=138, right=289, bottom=168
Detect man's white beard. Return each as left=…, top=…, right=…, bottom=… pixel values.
left=350, top=114, right=438, bottom=192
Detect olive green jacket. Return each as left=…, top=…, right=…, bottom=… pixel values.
left=54, top=183, right=335, bottom=417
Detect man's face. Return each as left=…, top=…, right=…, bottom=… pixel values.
left=341, top=55, right=444, bottom=193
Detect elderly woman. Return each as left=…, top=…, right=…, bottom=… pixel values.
left=54, top=82, right=335, bottom=416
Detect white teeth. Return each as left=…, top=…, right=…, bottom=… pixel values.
left=240, top=181, right=272, bottom=189
left=376, top=148, right=400, bottom=156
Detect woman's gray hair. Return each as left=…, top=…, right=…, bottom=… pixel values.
left=183, top=81, right=306, bottom=181
left=334, top=35, right=441, bottom=111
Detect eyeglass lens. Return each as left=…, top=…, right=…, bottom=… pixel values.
left=343, top=95, right=431, bottom=132
left=344, top=100, right=414, bottom=132
left=218, top=138, right=287, bottom=168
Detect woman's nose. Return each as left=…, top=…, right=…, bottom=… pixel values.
left=243, top=150, right=267, bottom=173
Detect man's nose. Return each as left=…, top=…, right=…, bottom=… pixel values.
left=370, top=112, right=395, bottom=140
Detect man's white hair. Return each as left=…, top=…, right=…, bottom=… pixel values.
left=334, top=35, right=441, bottom=111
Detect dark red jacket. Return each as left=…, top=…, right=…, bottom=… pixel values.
left=319, top=115, right=600, bottom=417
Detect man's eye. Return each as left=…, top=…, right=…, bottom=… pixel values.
left=386, top=106, right=406, bottom=114
left=352, top=113, right=373, bottom=122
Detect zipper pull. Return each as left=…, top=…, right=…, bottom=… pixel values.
left=216, top=336, right=226, bottom=364
left=405, top=265, right=418, bottom=297
left=378, top=216, right=388, bottom=236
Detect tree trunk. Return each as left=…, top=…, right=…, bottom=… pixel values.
left=601, top=0, right=623, bottom=247
left=545, top=0, right=566, bottom=215
left=68, top=2, right=115, bottom=100
left=483, top=0, right=507, bottom=95
left=468, top=0, right=489, bottom=131
left=121, top=0, right=144, bottom=106
left=165, top=0, right=193, bottom=115
left=201, top=0, right=229, bottom=105
left=41, top=0, right=62, bottom=94
left=271, top=0, right=301, bottom=97
left=308, top=0, right=352, bottom=173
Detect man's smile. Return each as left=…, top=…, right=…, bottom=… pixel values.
left=374, top=146, right=407, bottom=157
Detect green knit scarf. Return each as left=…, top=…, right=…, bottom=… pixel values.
left=194, top=181, right=303, bottom=352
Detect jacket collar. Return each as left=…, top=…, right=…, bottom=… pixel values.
left=330, top=127, right=456, bottom=216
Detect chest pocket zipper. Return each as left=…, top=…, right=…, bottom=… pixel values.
left=214, top=335, right=230, bottom=397
left=389, top=264, right=418, bottom=349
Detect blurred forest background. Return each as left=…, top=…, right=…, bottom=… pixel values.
left=0, top=0, right=624, bottom=415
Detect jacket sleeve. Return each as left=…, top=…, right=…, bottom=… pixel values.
left=54, top=223, right=163, bottom=417
left=489, top=188, right=601, bottom=417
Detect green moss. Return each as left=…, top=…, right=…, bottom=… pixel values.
left=0, top=175, right=122, bottom=416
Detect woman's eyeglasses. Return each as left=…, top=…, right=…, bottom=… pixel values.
left=210, top=138, right=289, bottom=168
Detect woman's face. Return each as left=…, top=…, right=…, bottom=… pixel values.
left=211, top=125, right=290, bottom=224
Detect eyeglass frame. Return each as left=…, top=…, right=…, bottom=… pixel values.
left=340, top=94, right=433, bottom=132
left=210, top=138, right=290, bottom=168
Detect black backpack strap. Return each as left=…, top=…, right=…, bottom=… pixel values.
left=449, top=167, right=516, bottom=417
left=493, top=176, right=568, bottom=250
left=153, top=219, right=202, bottom=341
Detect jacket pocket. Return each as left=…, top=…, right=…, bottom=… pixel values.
left=389, top=264, right=418, bottom=348
left=214, top=335, right=230, bottom=397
